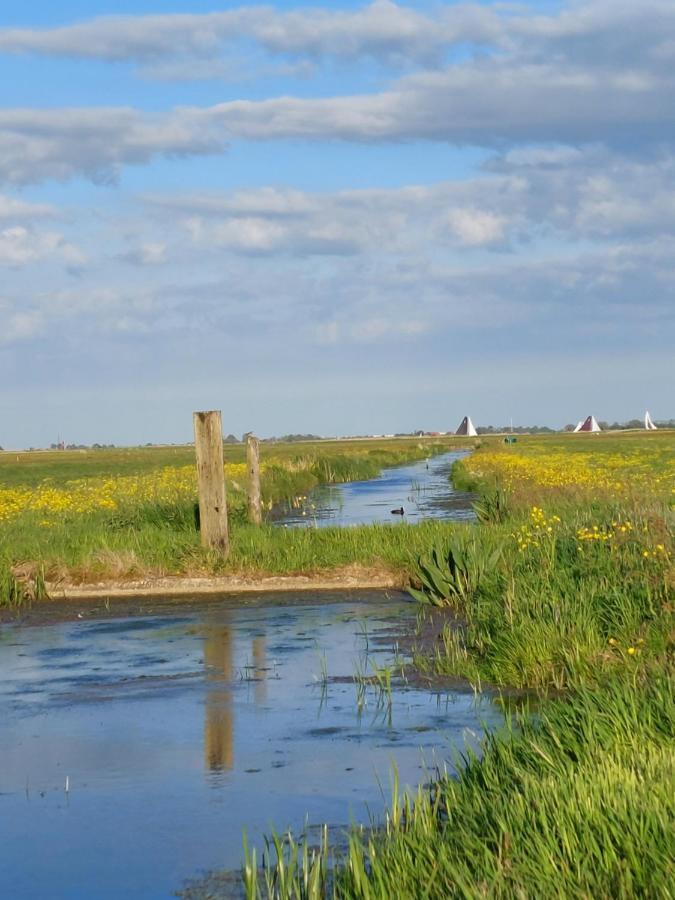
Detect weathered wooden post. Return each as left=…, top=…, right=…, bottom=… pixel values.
left=193, top=410, right=229, bottom=554
left=246, top=433, right=262, bottom=525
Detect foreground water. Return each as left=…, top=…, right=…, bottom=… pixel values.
left=0, top=593, right=502, bottom=899
left=278, top=451, right=474, bottom=526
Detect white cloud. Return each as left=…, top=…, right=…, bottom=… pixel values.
left=2, top=1, right=674, bottom=77
left=0, top=194, right=55, bottom=222
left=444, top=208, right=506, bottom=246
left=141, top=148, right=675, bottom=259
left=0, top=107, right=226, bottom=186
left=0, top=309, right=44, bottom=342
left=0, top=225, right=85, bottom=267
left=0, top=3, right=674, bottom=186
left=0, top=2, right=491, bottom=68
left=0, top=55, right=667, bottom=190
left=120, top=242, right=168, bottom=266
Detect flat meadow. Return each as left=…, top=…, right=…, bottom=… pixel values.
left=1, top=430, right=673, bottom=898
left=0, top=435, right=466, bottom=599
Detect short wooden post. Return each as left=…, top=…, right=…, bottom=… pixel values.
left=246, top=433, right=262, bottom=525
left=193, top=411, right=229, bottom=554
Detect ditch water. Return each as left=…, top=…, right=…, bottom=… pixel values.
left=278, top=451, right=475, bottom=527
left=0, top=593, right=503, bottom=899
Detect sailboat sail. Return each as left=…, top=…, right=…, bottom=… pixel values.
left=455, top=416, right=478, bottom=437
left=577, top=415, right=601, bottom=433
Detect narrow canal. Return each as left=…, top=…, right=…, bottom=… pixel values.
left=0, top=593, right=502, bottom=899
left=277, top=450, right=475, bottom=527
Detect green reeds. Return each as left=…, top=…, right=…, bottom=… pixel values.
left=0, top=561, right=47, bottom=608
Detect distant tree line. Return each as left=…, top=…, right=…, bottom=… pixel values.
left=476, top=425, right=556, bottom=435
left=50, top=442, right=117, bottom=450
left=261, top=433, right=325, bottom=443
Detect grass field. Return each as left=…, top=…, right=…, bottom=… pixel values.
left=2, top=430, right=674, bottom=896
left=236, top=431, right=674, bottom=899
left=0, top=435, right=470, bottom=602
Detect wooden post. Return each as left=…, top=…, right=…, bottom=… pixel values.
left=246, top=433, right=262, bottom=525
left=193, top=411, right=229, bottom=554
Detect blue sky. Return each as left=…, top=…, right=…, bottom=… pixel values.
left=0, top=0, right=673, bottom=447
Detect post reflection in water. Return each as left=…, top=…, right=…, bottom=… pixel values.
left=203, top=621, right=269, bottom=772
left=203, top=621, right=234, bottom=772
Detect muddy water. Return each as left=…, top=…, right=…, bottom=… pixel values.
left=278, top=451, right=475, bottom=527
left=0, top=593, right=502, bottom=899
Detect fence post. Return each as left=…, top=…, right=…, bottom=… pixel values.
left=246, top=433, right=262, bottom=525
left=193, top=410, right=229, bottom=554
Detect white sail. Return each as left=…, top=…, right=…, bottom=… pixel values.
left=455, top=415, right=478, bottom=437
left=573, top=421, right=583, bottom=433
left=645, top=411, right=658, bottom=430
left=577, top=415, right=601, bottom=433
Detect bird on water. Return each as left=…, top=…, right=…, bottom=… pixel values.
left=391, top=507, right=405, bottom=515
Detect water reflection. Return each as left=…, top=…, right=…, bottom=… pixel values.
left=203, top=624, right=269, bottom=771
left=203, top=622, right=234, bottom=771
left=0, top=595, right=504, bottom=900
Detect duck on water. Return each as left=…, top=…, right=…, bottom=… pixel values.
left=391, top=507, right=405, bottom=515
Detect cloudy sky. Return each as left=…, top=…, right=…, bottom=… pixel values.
left=0, top=0, right=673, bottom=447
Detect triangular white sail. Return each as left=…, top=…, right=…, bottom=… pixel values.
left=577, top=415, right=601, bottom=433
left=455, top=415, right=477, bottom=437
left=645, top=411, right=657, bottom=430
left=573, top=421, right=583, bottom=433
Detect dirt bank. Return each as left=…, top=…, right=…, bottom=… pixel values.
left=42, top=564, right=404, bottom=602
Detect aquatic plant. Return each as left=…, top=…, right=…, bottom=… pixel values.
left=472, top=486, right=510, bottom=524
left=243, top=826, right=331, bottom=900
left=409, top=535, right=503, bottom=607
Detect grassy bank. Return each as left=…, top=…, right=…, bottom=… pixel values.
left=243, top=433, right=674, bottom=898
left=0, top=435, right=471, bottom=604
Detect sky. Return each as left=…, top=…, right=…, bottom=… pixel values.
left=0, top=0, right=673, bottom=448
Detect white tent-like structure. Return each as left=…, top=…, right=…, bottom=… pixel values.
left=456, top=416, right=478, bottom=437
left=645, top=411, right=658, bottom=430
left=575, top=415, right=601, bottom=433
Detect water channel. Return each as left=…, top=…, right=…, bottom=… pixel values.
left=277, top=450, right=475, bottom=526
left=0, top=594, right=503, bottom=899
left=0, top=452, right=491, bottom=897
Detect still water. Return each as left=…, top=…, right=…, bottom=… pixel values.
left=0, top=593, right=502, bottom=899
left=278, top=451, right=475, bottom=527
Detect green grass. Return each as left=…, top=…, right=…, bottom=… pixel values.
left=0, top=435, right=473, bottom=602
left=329, top=669, right=674, bottom=899
left=0, top=436, right=471, bottom=488
left=237, top=432, right=674, bottom=899
left=246, top=667, right=674, bottom=899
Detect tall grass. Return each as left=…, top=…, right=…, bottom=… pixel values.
left=331, top=669, right=674, bottom=899
left=239, top=434, right=674, bottom=898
